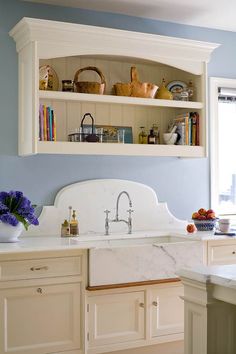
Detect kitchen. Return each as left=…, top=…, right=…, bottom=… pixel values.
left=1, top=1, right=236, bottom=353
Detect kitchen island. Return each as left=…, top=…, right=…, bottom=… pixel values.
left=180, top=264, right=236, bottom=354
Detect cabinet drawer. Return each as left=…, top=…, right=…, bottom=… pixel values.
left=209, top=245, right=236, bottom=265
left=0, top=256, right=81, bottom=281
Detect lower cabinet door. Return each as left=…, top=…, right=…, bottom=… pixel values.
left=151, top=284, right=184, bottom=338
left=88, top=291, right=145, bottom=347
left=0, top=283, right=81, bottom=354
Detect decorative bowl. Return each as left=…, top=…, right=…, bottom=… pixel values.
left=193, top=219, right=217, bottom=231
left=163, top=133, right=178, bottom=145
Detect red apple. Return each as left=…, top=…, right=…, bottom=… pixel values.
left=186, top=224, right=197, bottom=233
left=206, top=212, right=216, bottom=219
left=198, top=215, right=207, bottom=220
left=206, top=209, right=214, bottom=215
left=198, top=208, right=207, bottom=216
left=192, top=212, right=200, bottom=219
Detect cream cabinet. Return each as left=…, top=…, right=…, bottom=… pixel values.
left=150, top=284, right=184, bottom=338
left=0, top=283, right=81, bottom=354
left=206, top=239, right=236, bottom=265
left=87, top=282, right=183, bottom=354
left=87, top=291, right=145, bottom=347
left=0, top=251, right=86, bottom=354
left=10, top=17, right=219, bottom=158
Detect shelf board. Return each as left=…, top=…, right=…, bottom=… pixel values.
left=39, top=91, right=203, bottom=110
left=37, top=141, right=205, bottom=158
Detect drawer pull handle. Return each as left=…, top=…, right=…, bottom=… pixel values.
left=30, top=266, right=48, bottom=271
left=37, top=288, right=43, bottom=294
left=232, top=251, right=236, bottom=254
left=152, top=301, right=158, bottom=307
left=139, top=302, right=145, bottom=308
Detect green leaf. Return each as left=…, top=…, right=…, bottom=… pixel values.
left=13, top=213, right=29, bottom=231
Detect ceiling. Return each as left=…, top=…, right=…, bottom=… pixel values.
left=22, top=0, right=236, bottom=32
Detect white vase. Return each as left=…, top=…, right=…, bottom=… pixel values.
left=0, top=222, right=24, bottom=243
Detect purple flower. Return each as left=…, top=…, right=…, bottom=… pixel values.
left=0, top=202, right=9, bottom=213
left=0, top=190, right=39, bottom=230
left=0, top=213, right=19, bottom=226
left=26, top=214, right=39, bottom=226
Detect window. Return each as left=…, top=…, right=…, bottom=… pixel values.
left=210, top=78, right=236, bottom=217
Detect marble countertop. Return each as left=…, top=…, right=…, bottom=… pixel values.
left=179, top=264, right=236, bottom=288
left=0, top=229, right=235, bottom=256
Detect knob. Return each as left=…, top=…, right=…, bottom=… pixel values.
left=37, top=288, right=43, bottom=294
left=232, top=251, right=236, bottom=254
left=139, top=302, right=145, bottom=308
left=152, top=301, right=158, bottom=307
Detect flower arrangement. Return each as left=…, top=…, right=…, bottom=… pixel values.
left=0, top=191, right=39, bottom=230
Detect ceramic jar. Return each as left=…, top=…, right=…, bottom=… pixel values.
left=0, top=222, right=24, bottom=242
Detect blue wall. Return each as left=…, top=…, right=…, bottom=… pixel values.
left=0, top=0, right=236, bottom=220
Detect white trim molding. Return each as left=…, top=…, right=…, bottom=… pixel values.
left=209, top=77, right=236, bottom=214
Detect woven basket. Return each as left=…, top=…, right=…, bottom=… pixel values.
left=113, top=67, right=158, bottom=98
left=74, top=66, right=106, bottom=94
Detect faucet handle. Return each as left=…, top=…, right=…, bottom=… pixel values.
left=104, top=209, right=111, bottom=217
left=127, top=209, right=134, bottom=215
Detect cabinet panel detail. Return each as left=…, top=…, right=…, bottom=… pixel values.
left=151, top=285, right=184, bottom=337
left=0, top=256, right=81, bottom=281
left=88, top=291, right=145, bottom=347
left=0, top=283, right=81, bottom=354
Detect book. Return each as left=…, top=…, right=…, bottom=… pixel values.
left=173, top=112, right=199, bottom=146
left=190, top=112, right=199, bottom=146
left=38, top=105, right=56, bottom=141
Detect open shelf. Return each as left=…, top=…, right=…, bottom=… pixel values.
left=37, top=141, right=205, bottom=157
left=39, top=91, right=204, bottom=110
left=10, top=17, right=219, bottom=157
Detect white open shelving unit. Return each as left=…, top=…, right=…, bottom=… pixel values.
left=9, top=17, right=219, bottom=157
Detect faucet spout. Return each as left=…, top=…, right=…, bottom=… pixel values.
left=104, top=191, right=134, bottom=235
left=115, top=191, right=132, bottom=221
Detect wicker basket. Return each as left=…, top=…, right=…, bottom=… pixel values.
left=113, top=67, right=158, bottom=98
left=74, top=66, right=106, bottom=94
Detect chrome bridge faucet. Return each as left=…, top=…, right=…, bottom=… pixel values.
left=104, top=191, right=134, bottom=235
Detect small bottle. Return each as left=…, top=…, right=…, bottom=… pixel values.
left=187, top=80, right=195, bottom=101
left=138, top=127, right=148, bottom=144
left=70, top=210, right=79, bottom=236
left=148, top=129, right=156, bottom=144
left=61, top=219, right=70, bottom=237
left=152, top=124, right=159, bottom=144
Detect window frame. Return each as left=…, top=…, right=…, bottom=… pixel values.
left=210, top=77, right=236, bottom=216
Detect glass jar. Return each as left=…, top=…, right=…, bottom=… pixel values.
left=187, top=80, right=195, bottom=101
left=152, top=124, right=159, bottom=144
left=62, top=80, right=74, bottom=92
left=139, top=127, right=148, bottom=144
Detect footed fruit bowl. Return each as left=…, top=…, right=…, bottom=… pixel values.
left=192, top=208, right=218, bottom=231
left=192, top=218, right=217, bottom=231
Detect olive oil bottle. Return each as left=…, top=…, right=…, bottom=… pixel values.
left=70, top=210, right=79, bottom=236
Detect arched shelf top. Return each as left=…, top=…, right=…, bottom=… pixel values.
left=10, top=17, right=220, bottom=75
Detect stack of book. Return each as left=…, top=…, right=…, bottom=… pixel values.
left=173, top=112, right=199, bottom=146
left=39, top=104, right=56, bottom=141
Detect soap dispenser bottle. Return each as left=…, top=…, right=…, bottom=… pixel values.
left=70, top=210, right=79, bottom=236
left=61, top=220, right=70, bottom=237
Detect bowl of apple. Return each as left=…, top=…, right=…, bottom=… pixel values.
left=192, top=208, right=218, bottom=231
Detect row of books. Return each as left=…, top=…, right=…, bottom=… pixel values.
left=173, top=112, right=199, bottom=146
left=39, top=104, right=56, bottom=141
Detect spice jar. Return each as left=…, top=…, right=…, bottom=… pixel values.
left=62, top=80, right=74, bottom=92
left=61, top=219, right=70, bottom=237
left=139, top=127, right=148, bottom=144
